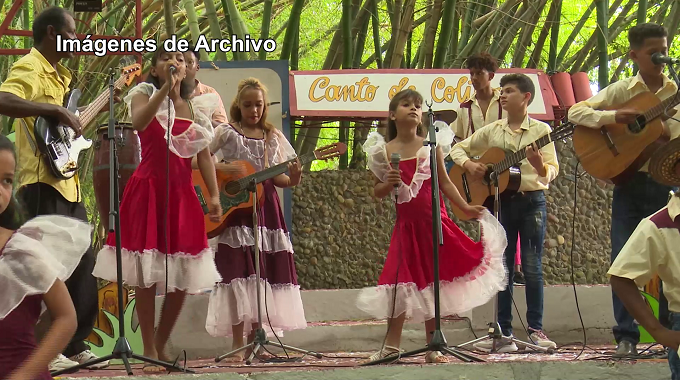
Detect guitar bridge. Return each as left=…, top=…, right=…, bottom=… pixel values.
left=600, top=128, right=619, bottom=156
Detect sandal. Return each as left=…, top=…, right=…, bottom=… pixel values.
left=425, top=350, right=449, bottom=363
left=142, top=364, right=164, bottom=374
left=360, top=345, right=402, bottom=365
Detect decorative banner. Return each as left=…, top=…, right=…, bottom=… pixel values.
left=290, top=69, right=556, bottom=120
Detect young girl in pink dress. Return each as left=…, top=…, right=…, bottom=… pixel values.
left=357, top=89, right=508, bottom=364
left=0, top=133, right=92, bottom=380
left=92, top=44, right=223, bottom=373
left=204, top=78, right=307, bottom=361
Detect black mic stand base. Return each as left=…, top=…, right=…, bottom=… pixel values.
left=454, top=175, right=552, bottom=354
left=52, top=68, right=194, bottom=377
left=214, top=179, right=322, bottom=365
left=362, top=100, right=483, bottom=366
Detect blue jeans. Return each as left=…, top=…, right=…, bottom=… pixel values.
left=670, top=313, right=680, bottom=380
left=491, top=190, right=546, bottom=336
left=611, top=172, right=675, bottom=345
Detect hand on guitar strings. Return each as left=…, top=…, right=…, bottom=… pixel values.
left=463, top=161, right=486, bottom=180
left=526, top=142, right=544, bottom=174
left=53, top=106, right=82, bottom=137
left=208, top=195, right=222, bottom=223
left=101, top=88, right=122, bottom=113
left=288, top=158, right=303, bottom=187
left=615, top=108, right=639, bottom=124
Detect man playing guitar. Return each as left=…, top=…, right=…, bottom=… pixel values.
left=0, top=6, right=115, bottom=372
left=567, top=23, right=679, bottom=357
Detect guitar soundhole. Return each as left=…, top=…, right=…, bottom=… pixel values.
left=628, top=115, right=647, bottom=133
left=225, top=181, right=240, bottom=195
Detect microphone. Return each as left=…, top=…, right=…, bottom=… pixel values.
left=169, top=65, right=176, bottom=74
left=390, top=153, right=401, bottom=188
left=652, top=52, right=680, bottom=65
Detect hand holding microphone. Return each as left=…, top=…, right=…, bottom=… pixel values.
left=385, top=152, right=402, bottom=188
left=165, top=63, right=180, bottom=90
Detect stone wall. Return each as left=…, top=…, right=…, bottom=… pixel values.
left=291, top=140, right=614, bottom=289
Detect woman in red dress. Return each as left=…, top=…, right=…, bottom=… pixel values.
left=0, top=133, right=91, bottom=380
left=356, top=89, right=508, bottom=364
left=92, top=45, right=222, bottom=373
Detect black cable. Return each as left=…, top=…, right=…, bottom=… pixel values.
left=569, top=160, right=587, bottom=360
left=372, top=183, right=404, bottom=364
left=544, top=76, right=588, bottom=359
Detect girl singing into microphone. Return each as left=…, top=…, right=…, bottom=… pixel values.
left=92, top=44, right=223, bottom=373
left=356, top=89, right=508, bottom=364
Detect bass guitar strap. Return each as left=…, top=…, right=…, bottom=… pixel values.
left=19, top=118, right=39, bottom=157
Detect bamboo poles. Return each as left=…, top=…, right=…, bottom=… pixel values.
left=204, top=0, right=228, bottom=61
left=433, top=0, right=456, bottom=69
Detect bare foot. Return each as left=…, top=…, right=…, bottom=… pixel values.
left=245, top=347, right=274, bottom=361
left=425, top=351, right=449, bottom=363
left=222, top=353, right=245, bottom=363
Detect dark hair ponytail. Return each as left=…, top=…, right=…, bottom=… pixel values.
left=0, top=134, right=25, bottom=230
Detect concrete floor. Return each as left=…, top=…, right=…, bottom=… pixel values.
left=55, top=346, right=672, bottom=380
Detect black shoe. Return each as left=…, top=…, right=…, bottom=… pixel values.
left=513, top=272, right=525, bottom=285
left=613, top=341, right=638, bottom=357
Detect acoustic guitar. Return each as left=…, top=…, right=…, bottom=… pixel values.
left=448, top=122, right=574, bottom=221
left=193, top=142, right=347, bottom=238
left=571, top=91, right=680, bottom=185
left=32, top=62, right=141, bottom=179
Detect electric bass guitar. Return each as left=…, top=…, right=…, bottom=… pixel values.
left=571, top=91, right=680, bottom=185
left=193, top=142, right=347, bottom=238
left=448, top=122, right=574, bottom=221
left=33, top=63, right=141, bottom=179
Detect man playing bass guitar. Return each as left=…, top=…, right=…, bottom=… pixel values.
left=567, top=23, right=678, bottom=357
left=0, top=6, right=117, bottom=372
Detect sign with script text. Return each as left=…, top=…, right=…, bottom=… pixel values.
left=289, top=69, right=556, bottom=120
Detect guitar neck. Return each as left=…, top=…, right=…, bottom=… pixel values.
left=643, top=93, right=680, bottom=122
left=78, top=77, right=127, bottom=129
left=492, top=132, right=555, bottom=174
left=237, top=151, right=316, bottom=186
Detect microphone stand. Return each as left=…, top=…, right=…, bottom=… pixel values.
left=664, top=63, right=680, bottom=122
left=214, top=181, right=322, bottom=364
left=51, top=68, right=192, bottom=376
left=362, top=100, right=484, bottom=365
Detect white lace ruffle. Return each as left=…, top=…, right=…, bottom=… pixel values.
left=209, top=124, right=296, bottom=170
left=217, top=225, right=293, bottom=253
left=92, top=245, right=222, bottom=294
left=356, top=210, right=508, bottom=322
left=0, top=215, right=92, bottom=319
left=124, top=82, right=217, bottom=158
left=205, top=275, right=307, bottom=338
left=363, top=126, right=454, bottom=204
